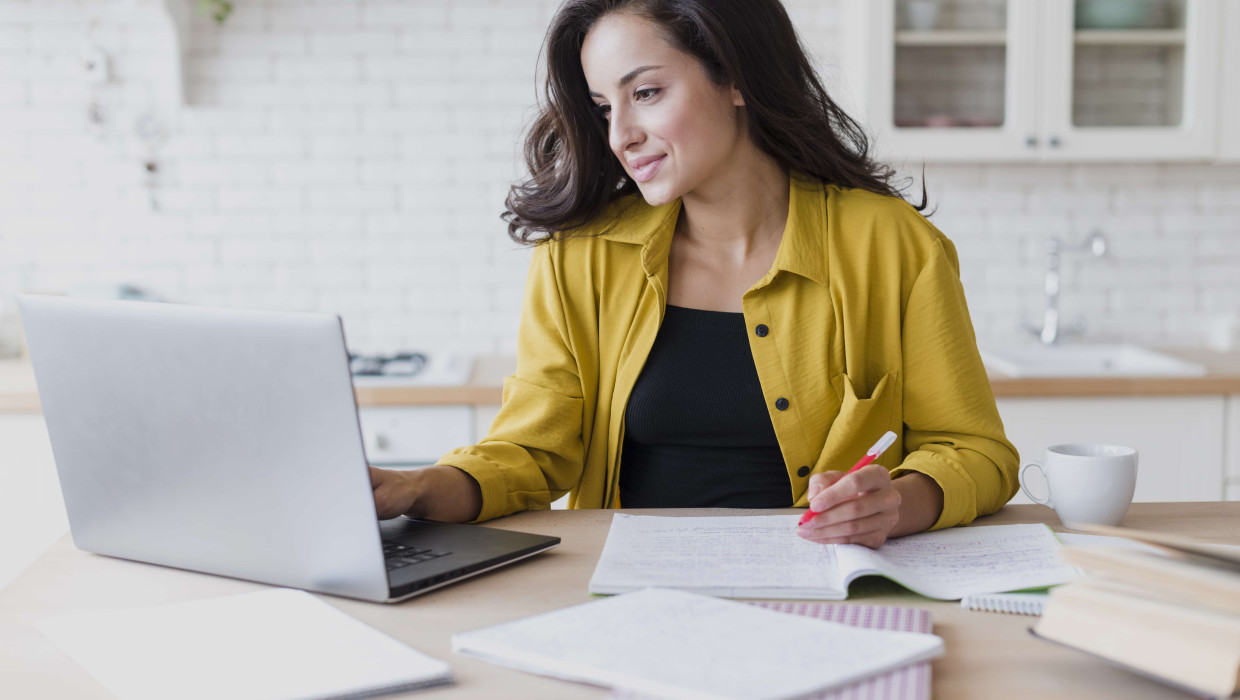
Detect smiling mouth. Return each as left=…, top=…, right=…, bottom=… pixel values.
left=631, top=155, right=665, bottom=183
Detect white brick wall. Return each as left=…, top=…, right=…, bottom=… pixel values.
left=0, top=0, right=1238, bottom=357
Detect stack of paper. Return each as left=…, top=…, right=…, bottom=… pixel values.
left=453, top=587, right=943, bottom=700
left=36, top=588, right=454, bottom=700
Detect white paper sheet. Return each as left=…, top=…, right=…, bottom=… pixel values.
left=589, top=514, right=844, bottom=598
left=453, top=588, right=943, bottom=700
left=838, top=523, right=1081, bottom=598
left=36, top=588, right=453, bottom=700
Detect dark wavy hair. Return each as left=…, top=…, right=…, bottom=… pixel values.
left=503, top=0, right=928, bottom=245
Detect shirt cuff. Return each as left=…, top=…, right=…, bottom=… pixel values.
left=435, top=449, right=511, bottom=523
left=891, top=451, right=978, bottom=530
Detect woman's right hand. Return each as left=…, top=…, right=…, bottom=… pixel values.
left=368, top=465, right=484, bottom=522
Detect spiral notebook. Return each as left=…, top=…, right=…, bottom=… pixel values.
left=609, top=600, right=935, bottom=700
left=960, top=592, right=1048, bottom=616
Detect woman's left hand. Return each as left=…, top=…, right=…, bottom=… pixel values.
left=795, top=464, right=902, bottom=548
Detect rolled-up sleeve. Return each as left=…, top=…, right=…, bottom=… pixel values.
left=436, top=243, right=586, bottom=522
left=889, top=237, right=1020, bottom=529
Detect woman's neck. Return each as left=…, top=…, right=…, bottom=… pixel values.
left=675, top=152, right=790, bottom=265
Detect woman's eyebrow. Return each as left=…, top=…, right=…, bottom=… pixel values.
left=588, top=65, right=663, bottom=98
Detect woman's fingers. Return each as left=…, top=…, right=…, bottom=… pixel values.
left=797, top=506, right=900, bottom=546
left=805, top=470, right=845, bottom=501
left=798, top=465, right=902, bottom=548
left=807, top=464, right=891, bottom=513
left=369, top=467, right=416, bottom=519
left=808, top=485, right=902, bottom=526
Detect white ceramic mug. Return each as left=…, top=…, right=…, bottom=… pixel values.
left=1018, top=443, right=1138, bottom=526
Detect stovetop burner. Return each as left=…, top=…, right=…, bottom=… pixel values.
left=348, top=352, right=427, bottom=377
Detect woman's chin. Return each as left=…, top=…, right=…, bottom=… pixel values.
left=635, top=181, right=679, bottom=207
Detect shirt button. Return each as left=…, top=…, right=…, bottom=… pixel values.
left=755, top=324, right=769, bottom=337
left=797, top=465, right=810, bottom=477
left=775, top=397, right=789, bottom=411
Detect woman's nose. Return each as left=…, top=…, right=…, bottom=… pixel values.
left=608, top=106, right=643, bottom=155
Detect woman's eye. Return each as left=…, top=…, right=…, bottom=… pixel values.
left=592, top=88, right=658, bottom=122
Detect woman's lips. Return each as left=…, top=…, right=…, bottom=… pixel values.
left=631, top=155, right=666, bottom=183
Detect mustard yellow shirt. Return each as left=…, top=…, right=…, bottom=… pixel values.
left=440, top=174, right=1019, bottom=529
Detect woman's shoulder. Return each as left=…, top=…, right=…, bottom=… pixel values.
left=823, top=184, right=954, bottom=272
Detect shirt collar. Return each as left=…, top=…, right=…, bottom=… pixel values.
left=597, top=172, right=830, bottom=287
left=767, top=173, right=829, bottom=288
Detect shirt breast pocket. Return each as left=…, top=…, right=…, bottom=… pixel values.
left=815, top=370, right=900, bottom=471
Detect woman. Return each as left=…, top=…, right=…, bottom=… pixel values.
left=370, top=0, right=1019, bottom=548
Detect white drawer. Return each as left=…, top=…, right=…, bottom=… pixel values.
left=357, top=406, right=472, bottom=466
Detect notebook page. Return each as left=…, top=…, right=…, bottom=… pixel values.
left=36, top=588, right=453, bottom=700
left=610, top=601, right=935, bottom=700
left=589, top=514, right=843, bottom=597
left=452, top=588, right=943, bottom=700
left=834, top=524, right=1079, bottom=599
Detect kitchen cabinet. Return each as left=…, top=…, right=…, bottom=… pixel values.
left=1219, top=0, right=1240, bottom=161
left=997, top=395, right=1226, bottom=504
left=357, top=405, right=472, bottom=467
left=838, top=0, right=1222, bottom=162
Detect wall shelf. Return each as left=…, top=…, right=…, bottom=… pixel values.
left=895, top=30, right=1008, bottom=47
left=1074, top=29, right=1186, bottom=46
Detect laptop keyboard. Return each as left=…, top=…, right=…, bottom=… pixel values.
left=382, top=541, right=453, bottom=572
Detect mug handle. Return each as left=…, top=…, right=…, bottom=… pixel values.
left=1019, top=461, right=1054, bottom=508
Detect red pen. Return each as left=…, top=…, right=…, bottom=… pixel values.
left=797, top=430, right=899, bottom=526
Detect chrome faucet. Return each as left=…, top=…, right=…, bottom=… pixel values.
left=1028, top=231, right=1107, bottom=345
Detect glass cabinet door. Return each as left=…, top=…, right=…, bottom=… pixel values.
left=892, top=0, right=1010, bottom=130
left=1039, top=0, right=1220, bottom=160
left=841, top=0, right=1041, bottom=162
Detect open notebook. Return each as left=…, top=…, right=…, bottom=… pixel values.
left=589, top=515, right=1079, bottom=600
left=36, top=588, right=453, bottom=700
left=452, top=588, right=943, bottom=700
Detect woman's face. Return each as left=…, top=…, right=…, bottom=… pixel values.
left=580, top=12, right=746, bottom=206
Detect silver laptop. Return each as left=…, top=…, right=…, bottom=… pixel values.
left=17, top=294, right=559, bottom=603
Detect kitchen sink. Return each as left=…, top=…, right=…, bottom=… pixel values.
left=980, top=344, right=1207, bottom=378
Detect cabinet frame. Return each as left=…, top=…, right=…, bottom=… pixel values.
left=840, top=0, right=1223, bottom=163
left=1219, top=0, right=1240, bottom=161
left=838, top=1, right=1042, bottom=162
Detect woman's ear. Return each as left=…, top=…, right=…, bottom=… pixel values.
left=731, top=85, right=745, bottom=107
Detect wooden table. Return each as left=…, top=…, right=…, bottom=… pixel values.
left=2, top=503, right=1237, bottom=699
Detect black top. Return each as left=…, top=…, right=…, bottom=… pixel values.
left=619, top=305, right=792, bottom=508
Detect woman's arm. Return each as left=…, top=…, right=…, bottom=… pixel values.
left=371, top=243, right=588, bottom=524
left=891, top=472, right=944, bottom=537
left=799, top=234, right=1014, bottom=547
left=370, top=465, right=483, bottom=522
left=891, top=236, right=1020, bottom=528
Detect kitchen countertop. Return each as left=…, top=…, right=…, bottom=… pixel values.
left=3, top=349, right=1240, bottom=414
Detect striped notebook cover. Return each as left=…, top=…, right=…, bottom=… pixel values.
left=609, top=601, right=933, bottom=700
